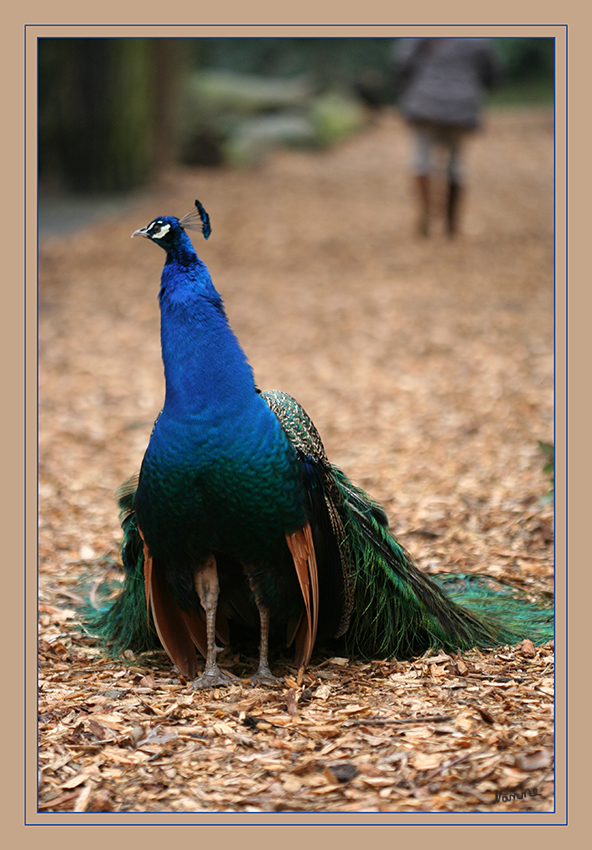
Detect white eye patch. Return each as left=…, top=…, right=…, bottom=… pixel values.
left=151, top=222, right=171, bottom=239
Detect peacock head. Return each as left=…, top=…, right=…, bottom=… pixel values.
left=132, top=200, right=211, bottom=252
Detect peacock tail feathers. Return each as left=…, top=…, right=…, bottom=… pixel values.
left=432, top=573, right=554, bottom=645
left=89, top=389, right=553, bottom=668
left=335, top=475, right=547, bottom=658
left=262, top=389, right=553, bottom=660
left=86, top=476, right=160, bottom=656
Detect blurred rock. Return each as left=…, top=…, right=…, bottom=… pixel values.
left=223, top=114, right=317, bottom=167
left=310, top=92, right=366, bottom=147
left=181, top=70, right=367, bottom=167
left=186, top=69, right=315, bottom=115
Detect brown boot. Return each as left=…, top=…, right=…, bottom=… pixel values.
left=415, top=174, right=431, bottom=237
left=446, top=179, right=462, bottom=237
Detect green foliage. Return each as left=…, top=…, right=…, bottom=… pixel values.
left=539, top=441, right=555, bottom=504
left=310, top=92, right=366, bottom=147
left=191, top=37, right=395, bottom=87
left=486, top=79, right=554, bottom=107
left=182, top=70, right=367, bottom=166
left=189, top=36, right=555, bottom=104
left=492, top=37, right=554, bottom=82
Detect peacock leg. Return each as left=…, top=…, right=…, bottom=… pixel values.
left=190, top=556, right=234, bottom=689
left=244, top=574, right=283, bottom=685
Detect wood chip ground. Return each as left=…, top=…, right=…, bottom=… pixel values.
left=38, top=108, right=555, bottom=814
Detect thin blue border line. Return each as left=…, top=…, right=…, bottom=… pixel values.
left=35, top=29, right=41, bottom=819
left=552, top=33, right=559, bottom=821
left=553, top=34, right=557, bottom=811
left=551, top=34, right=557, bottom=821
left=26, top=23, right=567, bottom=27
left=29, top=29, right=564, bottom=826
left=24, top=21, right=28, bottom=830
left=552, top=34, right=557, bottom=820
left=563, top=23, right=568, bottom=827
left=29, top=26, right=565, bottom=825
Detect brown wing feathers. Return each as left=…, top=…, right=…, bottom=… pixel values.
left=140, top=528, right=211, bottom=678
left=140, top=521, right=320, bottom=676
left=286, top=524, right=320, bottom=669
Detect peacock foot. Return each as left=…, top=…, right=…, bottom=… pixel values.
left=190, top=664, right=234, bottom=689
left=249, top=664, right=284, bottom=687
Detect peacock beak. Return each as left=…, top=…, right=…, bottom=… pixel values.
left=132, top=227, right=150, bottom=239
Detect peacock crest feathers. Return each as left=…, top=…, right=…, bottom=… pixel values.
left=179, top=199, right=211, bottom=240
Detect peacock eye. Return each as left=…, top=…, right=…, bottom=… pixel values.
left=149, top=220, right=171, bottom=239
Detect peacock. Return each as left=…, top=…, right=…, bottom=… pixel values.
left=90, top=200, right=553, bottom=688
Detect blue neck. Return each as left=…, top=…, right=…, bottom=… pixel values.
left=157, top=237, right=256, bottom=422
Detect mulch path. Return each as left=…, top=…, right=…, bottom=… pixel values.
left=38, top=106, right=555, bottom=814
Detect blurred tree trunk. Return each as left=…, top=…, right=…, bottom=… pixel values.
left=151, top=39, right=189, bottom=170
left=39, top=38, right=188, bottom=192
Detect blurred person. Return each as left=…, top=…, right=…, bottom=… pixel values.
left=392, top=37, right=501, bottom=237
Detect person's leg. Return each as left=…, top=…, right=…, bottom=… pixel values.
left=412, top=124, right=433, bottom=236
left=444, top=130, right=465, bottom=237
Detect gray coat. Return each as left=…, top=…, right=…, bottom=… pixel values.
left=393, top=38, right=500, bottom=130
